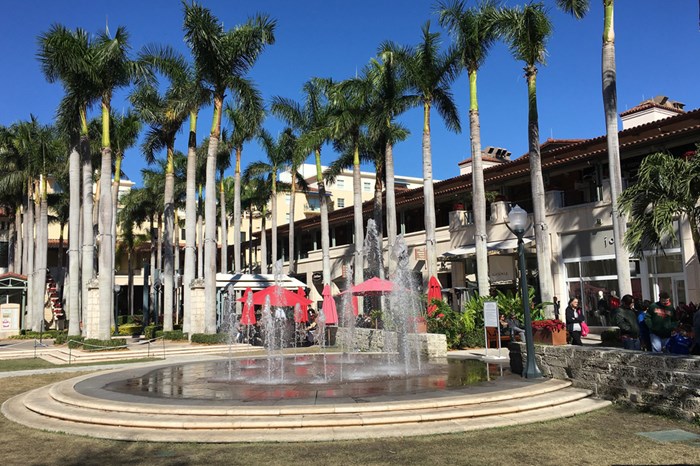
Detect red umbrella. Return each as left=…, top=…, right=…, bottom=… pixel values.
left=321, top=284, right=338, bottom=324
left=240, top=287, right=256, bottom=325
left=295, top=287, right=309, bottom=323
left=351, top=277, right=396, bottom=296
left=239, top=285, right=312, bottom=307
left=426, top=276, right=442, bottom=316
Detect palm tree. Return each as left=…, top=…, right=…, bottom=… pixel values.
left=272, top=78, right=334, bottom=284
left=398, top=22, right=461, bottom=281
left=555, top=0, right=631, bottom=296
left=253, top=128, right=295, bottom=272
left=215, top=129, right=233, bottom=273
left=183, top=3, right=275, bottom=333
left=439, top=0, right=498, bottom=297
left=109, top=111, right=141, bottom=324
left=619, top=148, right=700, bottom=260
left=328, top=76, right=374, bottom=286
left=139, top=44, right=209, bottom=334
left=224, top=88, right=265, bottom=273
left=118, top=188, right=151, bottom=316
left=240, top=172, right=272, bottom=272
left=131, top=68, right=192, bottom=332
left=38, top=24, right=100, bottom=336
left=494, top=2, right=555, bottom=305
left=366, top=48, right=415, bottom=276
left=91, top=26, right=145, bottom=340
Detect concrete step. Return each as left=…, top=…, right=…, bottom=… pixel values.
left=4, top=367, right=608, bottom=443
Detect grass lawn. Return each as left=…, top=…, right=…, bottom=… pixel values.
left=1, top=372, right=699, bottom=465
left=0, top=358, right=161, bottom=372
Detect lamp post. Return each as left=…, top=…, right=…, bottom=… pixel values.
left=113, top=284, right=121, bottom=336
left=506, top=205, right=542, bottom=379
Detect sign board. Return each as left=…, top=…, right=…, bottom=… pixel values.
left=0, top=303, right=20, bottom=337
left=488, top=255, right=515, bottom=283
left=483, top=301, right=499, bottom=328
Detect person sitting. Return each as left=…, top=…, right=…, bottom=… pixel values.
left=499, top=314, right=510, bottom=336
left=305, top=311, right=318, bottom=345
left=506, top=314, right=525, bottom=341
left=645, top=291, right=678, bottom=353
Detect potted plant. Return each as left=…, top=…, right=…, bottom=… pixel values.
left=531, top=319, right=567, bottom=345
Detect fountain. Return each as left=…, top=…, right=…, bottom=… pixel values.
left=6, top=221, right=584, bottom=444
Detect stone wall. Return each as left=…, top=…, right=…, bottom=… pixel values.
left=336, top=327, right=447, bottom=358
left=188, top=279, right=206, bottom=336
left=510, top=343, right=700, bottom=421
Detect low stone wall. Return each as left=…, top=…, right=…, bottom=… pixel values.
left=336, top=327, right=447, bottom=359
left=510, top=343, right=700, bottom=421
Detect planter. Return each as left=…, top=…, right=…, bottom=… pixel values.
left=415, top=320, right=427, bottom=334
left=533, top=328, right=567, bottom=346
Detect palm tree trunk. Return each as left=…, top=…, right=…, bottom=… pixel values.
left=127, top=250, right=134, bottom=316
left=204, top=95, right=222, bottom=333
left=149, top=215, right=157, bottom=324
left=233, top=147, right=243, bottom=273
left=14, top=206, right=22, bottom=274
left=260, top=207, right=268, bottom=274
left=34, top=178, right=49, bottom=333
left=80, top=125, right=95, bottom=333
left=422, top=101, right=437, bottom=280
left=183, top=112, right=198, bottom=334
left=197, top=188, right=204, bottom=278
left=248, top=206, right=253, bottom=271
left=162, top=146, right=175, bottom=332
left=110, top=152, right=121, bottom=330
left=373, top=166, right=385, bottom=280
left=22, top=202, right=29, bottom=277
left=97, top=115, right=114, bottom=340
left=385, top=141, right=397, bottom=277
left=469, top=70, right=490, bottom=297
left=271, top=178, right=278, bottom=271
left=602, top=0, right=632, bottom=297
left=26, top=184, right=35, bottom=331
left=8, top=213, right=16, bottom=273
left=288, top=168, right=297, bottom=275
left=316, top=149, right=332, bottom=285
left=220, top=172, right=229, bottom=273
left=352, top=142, right=364, bottom=286
left=526, top=68, right=554, bottom=306
left=174, top=209, right=180, bottom=325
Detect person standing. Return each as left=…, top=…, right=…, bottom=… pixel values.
left=566, top=297, right=585, bottom=346
left=553, top=296, right=561, bottom=321
left=645, top=291, right=678, bottom=353
left=612, top=294, right=640, bottom=350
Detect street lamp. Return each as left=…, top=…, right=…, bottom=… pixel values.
left=113, top=284, right=121, bottom=336
left=506, top=205, right=542, bottom=379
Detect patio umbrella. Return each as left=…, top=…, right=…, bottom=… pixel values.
left=351, top=277, right=396, bottom=296
left=240, top=287, right=256, bottom=325
left=321, top=284, right=338, bottom=325
left=426, top=276, right=442, bottom=316
left=239, top=285, right=312, bottom=307
left=295, top=287, right=309, bottom=323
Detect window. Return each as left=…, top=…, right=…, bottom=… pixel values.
left=337, top=198, right=345, bottom=208
left=336, top=179, right=345, bottom=189
left=363, top=181, right=371, bottom=192
left=285, top=194, right=291, bottom=204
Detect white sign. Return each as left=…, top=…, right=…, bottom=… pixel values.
left=483, top=301, right=499, bottom=328
left=489, top=256, right=515, bottom=283
left=0, top=303, right=20, bottom=336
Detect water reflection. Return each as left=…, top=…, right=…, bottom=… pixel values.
left=107, top=355, right=507, bottom=402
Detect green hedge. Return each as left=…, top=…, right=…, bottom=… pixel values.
left=117, top=314, right=144, bottom=326
left=155, top=330, right=187, bottom=341
left=143, top=324, right=162, bottom=339
left=80, top=338, right=127, bottom=351
left=190, top=333, right=228, bottom=345
left=10, top=330, right=63, bottom=340
left=117, top=323, right=143, bottom=336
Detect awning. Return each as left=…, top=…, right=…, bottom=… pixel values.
left=442, top=238, right=533, bottom=258
left=215, top=273, right=307, bottom=291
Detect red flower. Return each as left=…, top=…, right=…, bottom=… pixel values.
left=531, top=319, right=566, bottom=332
left=437, top=313, right=445, bottom=319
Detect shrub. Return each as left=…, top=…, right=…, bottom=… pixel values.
left=461, top=327, right=486, bottom=348
left=427, top=300, right=467, bottom=349
left=156, top=330, right=187, bottom=341
left=80, top=338, right=127, bottom=351
left=66, top=336, right=86, bottom=349
left=143, top=324, right=162, bottom=340
left=190, top=333, right=228, bottom=344
left=54, top=331, right=69, bottom=345
left=117, top=323, right=143, bottom=337
left=10, top=330, right=62, bottom=340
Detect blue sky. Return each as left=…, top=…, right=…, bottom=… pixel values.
left=0, top=0, right=698, bottom=187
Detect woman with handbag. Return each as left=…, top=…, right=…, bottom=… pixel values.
left=566, top=297, right=586, bottom=346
